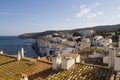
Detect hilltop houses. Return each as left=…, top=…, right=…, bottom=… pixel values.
left=35, top=37, right=76, bottom=56
left=78, top=29, right=95, bottom=37
left=91, top=35, right=103, bottom=46
left=99, top=38, right=112, bottom=47
left=28, top=30, right=120, bottom=79
left=35, top=31, right=98, bottom=57
left=91, top=35, right=113, bottom=47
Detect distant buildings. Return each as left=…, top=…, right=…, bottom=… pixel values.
left=35, top=37, right=75, bottom=56
left=91, top=35, right=112, bottom=47
left=79, top=29, right=95, bottom=37
left=91, top=35, right=103, bottom=46
left=88, top=51, right=104, bottom=58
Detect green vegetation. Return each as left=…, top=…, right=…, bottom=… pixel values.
left=73, top=32, right=81, bottom=37
left=93, top=31, right=112, bottom=38
left=19, top=24, right=120, bottom=39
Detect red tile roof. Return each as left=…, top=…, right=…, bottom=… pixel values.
left=46, top=63, right=113, bottom=80
left=59, top=52, right=79, bottom=58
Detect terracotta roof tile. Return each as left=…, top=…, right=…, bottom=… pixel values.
left=59, top=52, right=79, bottom=58
left=0, top=54, right=53, bottom=80
left=46, top=63, right=113, bottom=80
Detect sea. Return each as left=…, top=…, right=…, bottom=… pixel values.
left=0, top=36, right=38, bottom=58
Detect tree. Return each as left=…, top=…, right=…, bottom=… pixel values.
left=73, top=32, right=81, bottom=37
left=118, top=28, right=120, bottom=32
left=112, top=35, right=118, bottom=42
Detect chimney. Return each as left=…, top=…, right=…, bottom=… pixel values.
left=0, top=51, right=3, bottom=54
left=108, top=47, right=115, bottom=68
left=20, top=73, right=28, bottom=80
left=37, top=56, right=40, bottom=60
left=20, top=47, right=24, bottom=58
left=17, top=51, right=21, bottom=61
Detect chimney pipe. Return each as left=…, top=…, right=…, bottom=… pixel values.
left=17, top=51, right=21, bottom=61
left=0, top=51, right=3, bottom=54
left=20, top=47, right=24, bottom=58
left=20, top=73, right=28, bottom=80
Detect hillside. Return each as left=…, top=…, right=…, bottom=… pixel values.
left=18, top=24, right=120, bottom=39
left=92, top=24, right=120, bottom=31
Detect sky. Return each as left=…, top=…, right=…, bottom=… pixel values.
left=0, top=0, right=120, bottom=36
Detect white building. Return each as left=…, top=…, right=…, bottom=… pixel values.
left=114, top=57, right=120, bottom=71
left=92, top=36, right=103, bottom=46
left=61, top=57, right=75, bottom=69
left=79, top=29, right=95, bottom=37
left=94, top=36, right=103, bottom=40
left=103, top=48, right=120, bottom=71
left=52, top=55, right=62, bottom=70
left=72, top=36, right=81, bottom=41
left=81, top=37, right=91, bottom=42
left=99, top=38, right=112, bottom=47
left=43, top=35, right=52, bottom=40
left=52, top=52, right=80, bottom=70
left=36, top=38, right=55, bottom=56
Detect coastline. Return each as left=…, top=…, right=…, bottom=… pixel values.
left=0, top=36, right=38, bottom=58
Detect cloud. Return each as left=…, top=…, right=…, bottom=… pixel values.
left=76, top=2, right=100, bottom=18
left=117, top=14, right=120, bottom=18
left=117, top=6, right=120, bottom=18
left=80, top=4, right=86, bottom=9
left=0, top=12, right=14, bottom=15
left=86, top=12, right=103, bottom=19
left=76, top=4, right=91, bottom=18
left=65, top=18, right=71, bottom=21
left=91, top=2, right=99, bottom=9
left=118, top=6, right=120, bottom=10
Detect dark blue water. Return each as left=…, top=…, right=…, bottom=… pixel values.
left=0, top=36, right=38, bottom=58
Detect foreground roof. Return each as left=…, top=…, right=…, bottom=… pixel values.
left=46, top=63, right=113, bottom=80
left=0, top=54, right=52, bottom=80
left=0, top=53, right=113, bottom=80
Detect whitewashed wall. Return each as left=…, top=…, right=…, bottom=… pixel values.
left=103, top=56, right=108, bottom=64
left=75, top=55, right=80, bottom=63
left=114, top=57, right=120, bottom=71
left=61, top=58, right=75, bottom=69
left=52, top=57, right=62, bottom=70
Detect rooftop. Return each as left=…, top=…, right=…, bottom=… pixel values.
left=0, top=54, right=53, bottom=80
left=59, top=52, right=79, bottom=58
left=54, top=44, right=67, bottom=49
left=0, top=53, right=115, bottom=80
left=37, top=37, right=68, bottom=48
left=46, top=63, right=113, bottom=80
left=37, top=38, right=53, bottom=46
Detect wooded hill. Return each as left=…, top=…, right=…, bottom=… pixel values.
left=19, top=24, right=120, bottom=39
